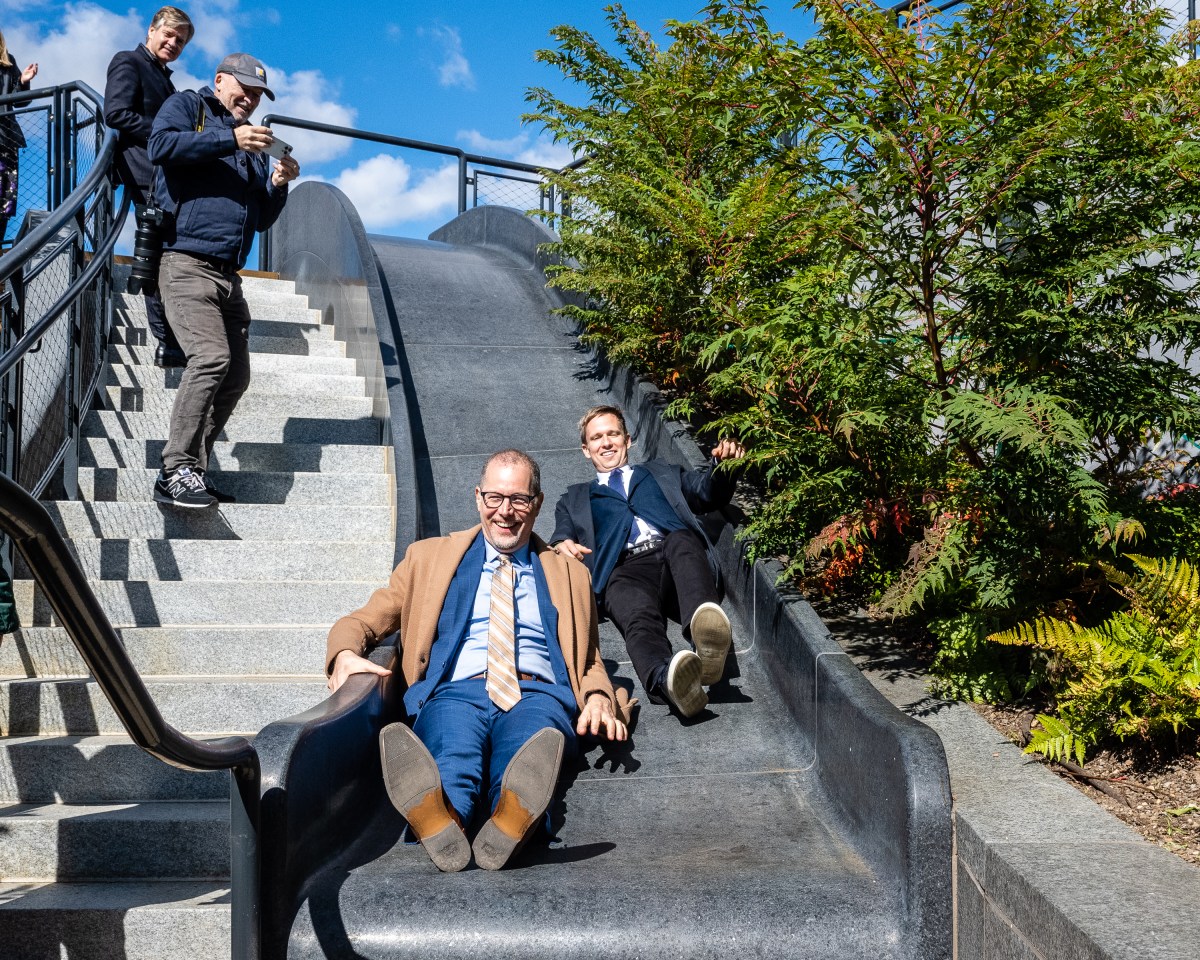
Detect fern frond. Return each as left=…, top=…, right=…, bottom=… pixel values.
left=1026, top=714, right=1088, bottom=766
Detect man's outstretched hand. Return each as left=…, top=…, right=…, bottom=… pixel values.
left=712, top=438, right=745, bottom=462
left=577, top=693, right=627, bottom=741
left=327, top=648, right=391, bottom=692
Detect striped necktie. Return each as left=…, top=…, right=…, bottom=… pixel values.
left=486, top=556, right=521, bottom=711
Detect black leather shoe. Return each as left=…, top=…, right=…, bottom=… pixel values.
left=154, top=343, right=187, bottom=368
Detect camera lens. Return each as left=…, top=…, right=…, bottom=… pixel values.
left=128, top=205, right=165, bottom=296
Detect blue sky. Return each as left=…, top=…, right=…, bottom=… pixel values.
left=1, top=0, right=816, bottom=240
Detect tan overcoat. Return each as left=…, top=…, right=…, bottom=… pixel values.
left=326, top=526, right=628, bottom=721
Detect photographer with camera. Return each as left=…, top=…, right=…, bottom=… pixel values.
left=147, top=53, right=298, bottom=509
left=104, top=6, right=193, bottom=367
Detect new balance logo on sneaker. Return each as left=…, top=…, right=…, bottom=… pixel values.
left=153, top=466, right=216, bottom=509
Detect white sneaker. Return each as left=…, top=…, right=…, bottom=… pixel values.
left=690, top=601, right=732, bottom=685
left=665, top=649, right=707, bottom=718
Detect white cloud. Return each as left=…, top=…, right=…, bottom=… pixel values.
left=1, top=2, right=356, bottom=168
left=5, top=2, right=142, bottom=92
left=457, top=129, right=576, bottom=170
left=261, top=68, right=356, bottom=165
left=306, top=153, right=459, bottom=229
left=419, top=24, right=474, bottom=90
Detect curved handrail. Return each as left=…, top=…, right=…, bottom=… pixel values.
left=0, top=471, right=258, bottom=776
left=0, top=81, right=119, bottom=284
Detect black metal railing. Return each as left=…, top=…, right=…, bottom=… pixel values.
left=0, top=81, right=125, bottom=503
left=257, top=114, right=574, bottom=269
left=0, top=472, right=262, bottom=960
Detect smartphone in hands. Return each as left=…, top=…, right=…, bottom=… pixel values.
left=265, top=137, right=293, bottom=161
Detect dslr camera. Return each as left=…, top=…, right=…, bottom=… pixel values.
left=127, top=204, right=166, bottom=296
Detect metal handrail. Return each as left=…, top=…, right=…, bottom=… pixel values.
left=0, top=470, right=262, bottom=960
left=0, top=83, right=119, bottom=283
left=0, top=472, right=258, bottom=774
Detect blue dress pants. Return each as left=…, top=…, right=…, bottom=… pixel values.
left=412, top=678, right=577, bottom=829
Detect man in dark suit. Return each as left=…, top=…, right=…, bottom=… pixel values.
left=104, top=5, right=192, bottom=367
left=552, top=405, right=744, bottom=719
left=327, top=449, right=628, bottom=872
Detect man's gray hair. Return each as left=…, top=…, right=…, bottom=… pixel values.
left=480, top=449, right=542, bottom=497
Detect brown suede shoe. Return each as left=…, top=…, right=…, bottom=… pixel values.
left=472, top=727, right=565, bottom=871
left=380, top=722, right=471, bottom=872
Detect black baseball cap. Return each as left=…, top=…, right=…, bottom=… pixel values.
left=216, top=53, right=275, bottom=100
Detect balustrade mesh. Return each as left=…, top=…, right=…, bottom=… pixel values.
left=472, top=169, right=555, bottom=215
left=1, top=88, right=115, bottom=496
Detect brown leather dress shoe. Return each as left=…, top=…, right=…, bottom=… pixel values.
left=472, top=727, right=565, bottom=870
left=380, top=722, right=470, bottom=872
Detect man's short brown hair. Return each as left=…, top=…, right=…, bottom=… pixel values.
left=150, top=6, right=195, bottom=41
left=578, top=405, right=628, bottom=445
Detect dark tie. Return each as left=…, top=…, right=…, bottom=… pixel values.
left=610, top=468, right=626, bottom=499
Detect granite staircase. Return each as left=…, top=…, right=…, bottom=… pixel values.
left=0, top=276, right=394, bottom=958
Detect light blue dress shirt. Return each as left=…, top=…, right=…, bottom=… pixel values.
left=449, top=541, right=555, bottom=682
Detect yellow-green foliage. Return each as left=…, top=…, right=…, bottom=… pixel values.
left=990, top=556, right=1200, bottom=763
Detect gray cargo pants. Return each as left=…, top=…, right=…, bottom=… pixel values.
left=159, top=250, right=252, bottom=474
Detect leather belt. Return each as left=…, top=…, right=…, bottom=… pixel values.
left=180, top=250, right=239, bottom=274
left=620, top=538, right=665, bottom=561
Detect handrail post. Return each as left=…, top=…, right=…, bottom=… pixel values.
left=230, top=762, right=261, bottom=960
left=458, top=153, right=468, bottom=214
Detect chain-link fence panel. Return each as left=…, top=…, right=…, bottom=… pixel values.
left=1, top=103, right=52, bottom=248
left=1, top=83, right=121, bottom=498
left=472, top=168, right=559, bottom=216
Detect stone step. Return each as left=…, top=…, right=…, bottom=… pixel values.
left=13, top=578, right=375, bottom=629
left=40, top=501, right=393, bottom=542
left=99, top=385, right=375, bottom=423
left=0, top=735, right=229, bottom=803
left=83, top=409, right=381, bottom=446
left=0, top=626, right=333, bottom=679
left=104, top=362, right=366, bottom=398
left=0, top=801, right=229, bottom=880
left=127, top=331, right=343, bottom=358
left=111, top=309, right=334, bottom=343
left=76, top=466, right=391, bottom=506
left=0, top=880, right=230, bottom=959
left=107, top=343, right=357, bottom=378
left=0, top=676, right=327, bottom=736
left=81, top=438, right=391, bottom=475
left=21, top=538, right=393, bottom=583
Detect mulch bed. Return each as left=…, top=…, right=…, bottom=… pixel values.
left=970, top=703, right=1200, bottom=866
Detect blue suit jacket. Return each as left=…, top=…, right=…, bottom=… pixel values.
left=551, top=458, right=735, bottom=598
left=403, top=533, right=575, bottom=718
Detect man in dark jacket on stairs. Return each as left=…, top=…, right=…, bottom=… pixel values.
left=104, top=5, right=193, bottom=368
left=147, top=52, right=299, bottom=509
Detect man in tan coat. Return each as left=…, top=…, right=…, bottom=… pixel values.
left=327, top=449, right=627, bottom=872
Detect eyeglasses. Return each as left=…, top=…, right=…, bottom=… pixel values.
left=479, top=491, right=538, bottom=511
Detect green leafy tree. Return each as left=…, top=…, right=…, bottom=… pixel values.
left=525, top=3, right=804, bottom=404
left=528, top=0, right=1200, bottom=702
left=703, top=0, right=1200, bottom=622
